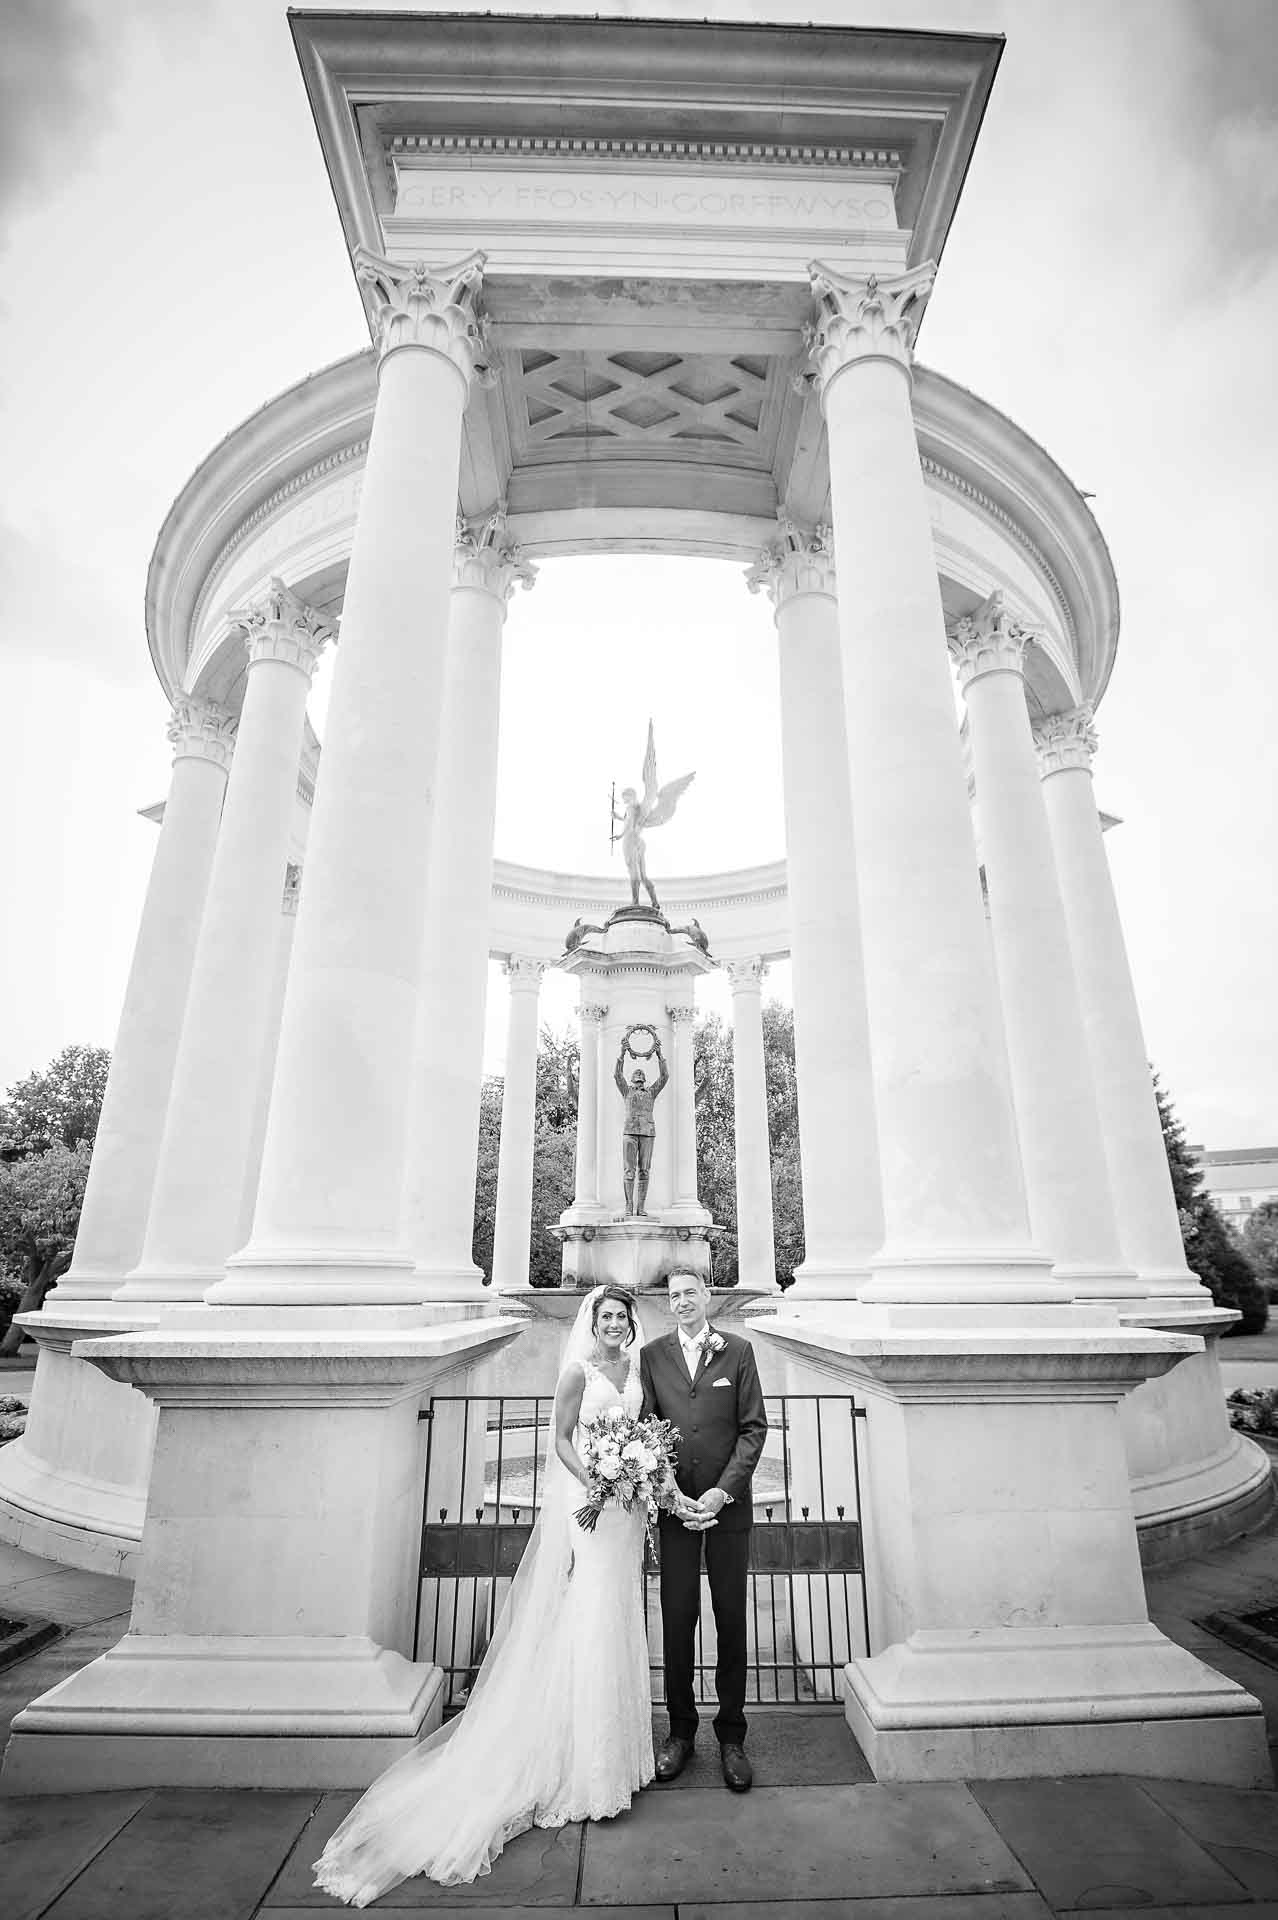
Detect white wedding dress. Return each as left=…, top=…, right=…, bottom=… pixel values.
left=314, top=1316, right=654, bottom=1906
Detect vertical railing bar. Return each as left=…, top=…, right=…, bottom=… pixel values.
left=851, top=1398, right=871, bottom=1655
left=413, top=1400, right=435, bottom=1656
left=531, top=1395, right=541, bottom=1516
left=494, top=1395, right=505, bottom=1522
left=821, top=1402, right=837, bottom=1695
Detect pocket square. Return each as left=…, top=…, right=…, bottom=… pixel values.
left=711, top=1376, right=732, bottom=1387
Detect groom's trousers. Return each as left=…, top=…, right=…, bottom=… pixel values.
left=658, top=1514, right=750, bottom=1747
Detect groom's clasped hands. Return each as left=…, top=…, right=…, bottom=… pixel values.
left=668, top=1485, right=726, bottom=1531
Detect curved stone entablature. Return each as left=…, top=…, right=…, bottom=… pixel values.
left=489, top=858, right=789, bottom=966
left=148, top=349, right=1116, bottom=732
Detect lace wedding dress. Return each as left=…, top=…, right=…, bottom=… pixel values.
left=314, top=1307, right=654, bottom=1906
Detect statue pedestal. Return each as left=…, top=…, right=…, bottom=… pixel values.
left=559, top=908, right=718, bottom=1286
left=550, top=1217, right=722, bottom=1293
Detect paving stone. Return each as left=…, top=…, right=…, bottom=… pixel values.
left=1140, top=1779, right=1278, bottom=1899
left=580, top=1782, right=1031, bottom=1906
left=40, top=1787, right=319, bottom=1920
left=0, top=1570, right=132, bottom=1627
left=969, top=1779, right=1253, bottom=1912
left=0, top=1789, right=150, bottom=1920
left=1067, top=1909, right=1278, bottom=1920
left=679, top=1899, right=1053, bottom=1920
left=646, top=1708, right=872, bottom=1788
left=266, top=1792, right=583, bottom=1907
left=265, top=1911, right=673, bottom=1919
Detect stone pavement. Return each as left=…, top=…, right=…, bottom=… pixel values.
left=1, top=1509, right=1276, bottom=1920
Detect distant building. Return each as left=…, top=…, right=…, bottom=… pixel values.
left=1190, top=1146, right=1278, bottom=1235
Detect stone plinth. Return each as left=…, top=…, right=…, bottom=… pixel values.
left=0, top=1307, right=160, bottom=1576
left=753, top=1306, right=1271, bottom=1788
left=2, top=1316, right=523, bottom=1794
left=550, top=1218, right=719, bottom=1294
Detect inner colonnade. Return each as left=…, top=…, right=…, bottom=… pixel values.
left=2, top=14, right=1273, bottom=1795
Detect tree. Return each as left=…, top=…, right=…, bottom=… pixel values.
left=1243, top=1201, right=1278, bottom=1284
left=0, top=1044, right=110, bottom=1161
left=0, top=1141, right=92, bottom=1353
left=1155, top=1075, right=1268, bottom=1336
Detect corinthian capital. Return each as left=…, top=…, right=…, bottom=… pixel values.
left=453, top=506, right=538, bottom=602
left=805, top=261, right=935, bottom=396
left=745, top=511, right=836, bottom=611
left=166, top=694, right=237, bottom=771
left=948, top=591, right=1033, bottom=690
left=726, top=956, right=768, bottom=994
left=1033, top=705, right=1099, bottom=779
left=504, top=954, right=548, bottom=993
left=232, top=577, right=331, bottom=679
left=355, top=248, right=490, bottom=383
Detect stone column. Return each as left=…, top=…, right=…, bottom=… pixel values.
left=491, top=957, right=546, bottom=1292
left=1034, top=708, right=1206, bottom=1298
left=120, top=585, right=328, bottom=1303
left=214, top=250, right=489, bottom=1306
left=567, top=1002, right=608, bottom=1219
left=748, top=515, right=882, bottom=1293
left=808, top=262, right=1055, bottom=1304
left=950, top=597, right=1139, bottom=1298
left=238, top=863, right=303, bottom=1249
left=403, top=511, right=536, bottom=1297
left=666, top=1004, right=705, bottom=1218
left=727, top=958, right=776, bottom=1292
left=59, top=698, right=236, bottom=1300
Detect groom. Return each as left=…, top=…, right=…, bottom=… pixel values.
left=640, top=1267, right=768, bottom=1792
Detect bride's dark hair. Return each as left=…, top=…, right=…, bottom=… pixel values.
left=591, top=1283, right=639, bottom=1346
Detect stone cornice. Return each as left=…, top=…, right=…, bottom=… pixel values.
left=392, top=132, right=902, bottom=174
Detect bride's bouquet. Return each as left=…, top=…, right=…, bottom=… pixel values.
left=574, top=1406, right=681, bottom=1535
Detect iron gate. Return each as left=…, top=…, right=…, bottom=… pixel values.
left=415, top=1392, right=870, bottom=1713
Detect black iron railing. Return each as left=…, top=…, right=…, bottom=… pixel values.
left=415, top=1392, right=870, bottom=1711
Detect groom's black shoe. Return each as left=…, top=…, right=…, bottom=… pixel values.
left=655, top=1735, right=695, bottom=1782
left=720, top=1743, right=752, bottom=1792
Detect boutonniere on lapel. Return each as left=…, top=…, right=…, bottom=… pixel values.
left=703, top=1331, right=726, bottom=1363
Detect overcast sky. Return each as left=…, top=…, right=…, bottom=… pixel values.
left=1, top=0, right=1274, bottom=1148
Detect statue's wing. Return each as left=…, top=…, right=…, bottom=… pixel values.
left=644, top=770, right=695, bottom=831
left=640, top=719, right=659, bottom=820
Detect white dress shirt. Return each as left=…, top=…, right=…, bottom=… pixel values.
left=678, top=1324, right=710, bottom=1379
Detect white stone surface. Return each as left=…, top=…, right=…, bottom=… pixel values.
left=755, top=1307, right=1271, bottom=1787
left=404, top=517, right=533, bottom=1297
left=2, top=1317, right=523, bottom=1793
left=490, top=956, right=546, bottom=1291
left=59, top=702, right=234, bottom=1300
left=1036, top=710, right=1208, bottom=1300
left=953, top=599, right=1137, bottom=1298
left=727, top=958, right=777, bottom=1292
left=121, top=587, right=328, bottom=1303
left=751, top=520, right=881, bottom=1293
left=812, top=266, right=1055, bottom=1304
left=0, top=1309, right=158, bottom=1576
left=215, top=257, right=486, bottom=1305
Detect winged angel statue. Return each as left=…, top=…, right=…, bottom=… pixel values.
left=612, top=721, right=695, bottom=912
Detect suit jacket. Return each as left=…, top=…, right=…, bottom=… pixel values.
left=640, top=1328, right=768, bottom=1533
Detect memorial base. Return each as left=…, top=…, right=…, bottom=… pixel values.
left=551, top=1217, right=721, bottom=1292
left=844, top=1626, right=1272, bottom=1786
left=2, top=1636, right=444, bottom=1793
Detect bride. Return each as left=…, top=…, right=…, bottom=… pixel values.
left=314, top=1283, right=659, bottom=1906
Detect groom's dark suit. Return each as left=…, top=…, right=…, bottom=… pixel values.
left=640, top=1327, right=768, bottom=1746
